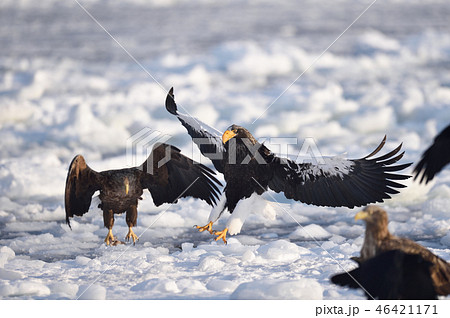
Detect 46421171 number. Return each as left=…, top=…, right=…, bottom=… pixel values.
left=376, top=305, right=437, bottom=315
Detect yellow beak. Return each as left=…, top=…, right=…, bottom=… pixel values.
left=354, top=210, right=369, bottom=221
left=125, top=183, right=129, bottom=195
left=222, top=130, right=237, bottom=144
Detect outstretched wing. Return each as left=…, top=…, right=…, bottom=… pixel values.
left=165, top=87, right=226, bottom=173
left=140, top=143, right=222, bottom=207
left=413, top=124, right=450, bottom=184
left=64, top=155, right=103, bottom=228
left=267, top=136, right=411, bottom=208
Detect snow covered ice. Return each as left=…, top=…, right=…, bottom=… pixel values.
left=0, top=0, right=449, bottom=300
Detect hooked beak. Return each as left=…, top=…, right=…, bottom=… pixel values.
left=354, top=210, right=369, bottom=221
left=222, top=129, right=237, bottom=144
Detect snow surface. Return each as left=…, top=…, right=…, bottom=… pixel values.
left=0, top=0, right=450, bottom=300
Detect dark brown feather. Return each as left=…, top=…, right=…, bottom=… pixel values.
left=140, top=143, right=221, bottom=206
left=64, top=155, right=102, bottom=228
left=331, top=250, right=437, bottom=300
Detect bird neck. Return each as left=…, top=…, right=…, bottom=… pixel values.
left=360, top=221, right=391, bottom=260
left=366, top=221, right=391, bottom=241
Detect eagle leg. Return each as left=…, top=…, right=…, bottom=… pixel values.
left=213, top=228, right=228, bottom=244
left=125, top=227, right=139, bottom=245
left=103, top=210, right=124, bottom=246
left=125, top=206, right=138, bottom=245
left=195, top=221, right=214, bottom=234
left=104, top=228, right=116, bottom=246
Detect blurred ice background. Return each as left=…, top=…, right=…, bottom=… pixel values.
left=0, top=0, right=449, bottom=299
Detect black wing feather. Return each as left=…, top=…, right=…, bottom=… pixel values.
left=165, top=87, right=226, bottom=173
left=267, top=137, right=411, bottom=208
left=414, top=124, right=450, bottom=184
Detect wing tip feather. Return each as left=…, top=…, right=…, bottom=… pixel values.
left=165, top=86, right=178, bottom=115
left=363, top=135, right=387, bottom=159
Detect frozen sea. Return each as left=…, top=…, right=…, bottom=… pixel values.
left=0, top=0, right=449, bottom=300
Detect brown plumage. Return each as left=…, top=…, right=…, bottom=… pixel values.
left=355, top=205, right=450, bottom=296
left=65, top=143, right=221, bottom=245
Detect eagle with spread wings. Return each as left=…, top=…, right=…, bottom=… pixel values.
left=166, top=88, right=411, bottom=243
left=65, top=143, right=221, bottom=245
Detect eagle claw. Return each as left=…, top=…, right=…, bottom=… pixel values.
left=195, top=221, right=213, bottom=234
left=125, top=227, right=139, bottom=245
left=213, top=228, right=228, bottom=244
left=104, top=229, right=118, bottom=246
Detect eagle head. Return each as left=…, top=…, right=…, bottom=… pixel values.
left=222, top=124, right=256, bottom=144
left=354, top=205, right=388, bottom=226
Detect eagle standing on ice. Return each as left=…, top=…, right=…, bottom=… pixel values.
left=65, top=143, right=221, bottom=245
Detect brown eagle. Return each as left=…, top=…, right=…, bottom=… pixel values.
left=354, top=205, right=450, bottom=296
left=331, top=250, right=437, bottom=299
left=414, top=124, right=450, bottom=184
left=65, top=143, right=222, bottom=245
left=166, top=87, right=411, bottom=243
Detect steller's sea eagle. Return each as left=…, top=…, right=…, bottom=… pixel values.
left=166, top=87, right=411, bottom=243
left=65, top=143, right=221, bottom=245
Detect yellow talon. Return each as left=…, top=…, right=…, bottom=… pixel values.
left=195, top=221, right=213, bottom=234
left=125, top=227, right=139, bottom=244
left=213, top=228, right=228, bottom=244
left=104, top=229, right=115, bottom=246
